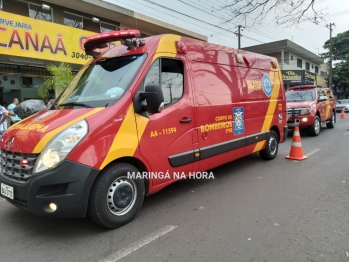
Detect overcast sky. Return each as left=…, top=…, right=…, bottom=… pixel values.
left=106, top=0, right=349, bottom=57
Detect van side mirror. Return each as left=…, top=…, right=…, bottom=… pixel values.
left=318, top=95, right=328, bottom=101
left=140, top=83, right=165, bottom=113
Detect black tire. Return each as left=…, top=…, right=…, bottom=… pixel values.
left=326, top=111, right=335, bottom=128
left=259, top=130, right=279, bottom=160
left=308, top=115, right=321, bottom=136
left=88, top=163, right=145, bottom=229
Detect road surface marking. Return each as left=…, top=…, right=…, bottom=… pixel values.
left=344, top=132, right=349, bottom=136
left=305, top=149, right=320, bottom=157
left=100, top=225, right=178, bottom=262
left=292, top=149, right=320, bottom=162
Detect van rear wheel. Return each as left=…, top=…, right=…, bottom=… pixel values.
left=88, top=163, right=145, bottom=229
left=259, top=130, right=278, bottom=160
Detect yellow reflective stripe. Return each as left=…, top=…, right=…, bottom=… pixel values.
left=32, top=108, right=104, bottom=153
left=99, top=103, right=149, bottom=169
left=152, top=35, right=181, bottom=62
left=325, top=100, right=330, bottom=119
left=253, top=59, right=281, bottom=153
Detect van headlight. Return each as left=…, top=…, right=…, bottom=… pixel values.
left=33, top=119, right=88, bottom=174
left=300, top=107, right=311, bottom=115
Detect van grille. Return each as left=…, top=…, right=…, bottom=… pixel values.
left=287, top=108, right=302, bottom=116
left=0, top=150, right=39, bottom=183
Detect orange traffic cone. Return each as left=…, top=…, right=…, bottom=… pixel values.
left=340, top=108, right=346, bottom=119
left=285, top=126, right=307, bottom=161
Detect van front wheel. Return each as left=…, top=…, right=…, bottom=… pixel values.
left=259, top=130, right=278, bottom=160
left=88, top=163, right=145, bottom=229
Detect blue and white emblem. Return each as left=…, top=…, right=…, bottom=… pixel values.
left=233, top=107, right=244, bottom=135
left=262, top=74, right=273, bottom=97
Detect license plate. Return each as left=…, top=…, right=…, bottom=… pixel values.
left=1, top=183, right=14, bottom=200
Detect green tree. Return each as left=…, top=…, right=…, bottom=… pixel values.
left=333, top=60, right=349, bottom=97
left=37, top=63, right=75, bottom=99
left=322, top=30, right=349, bottom=60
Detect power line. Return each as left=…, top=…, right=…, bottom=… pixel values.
left=118, top=0, right=239, bottom=47
left=176, top=0, right=305, bottom=48
left=142, top=0, right=266, bottom=45
left=192, top=0, right=322, bottom=48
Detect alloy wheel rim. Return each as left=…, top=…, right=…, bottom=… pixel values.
left=315, top=118, right=320, bottom=133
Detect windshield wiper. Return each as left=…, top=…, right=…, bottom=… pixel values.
left=58, top=102, right=92, bottom=108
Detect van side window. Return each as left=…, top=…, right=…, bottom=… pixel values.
left=144, top=59, right=160, bottom=87
left=161, top=59, right=184, bottom=107
left=326, top=91, right=333, bottom=98
left=143, top=58, right=184, bottom=107
left=317, top=90, right=322, bottom=98
left=319, top=90, right=326, bottom=98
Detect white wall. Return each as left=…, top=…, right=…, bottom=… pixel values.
left=280, top=50, right=320, bottom=74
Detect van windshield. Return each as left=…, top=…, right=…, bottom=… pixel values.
left=54, top=54, right=146, bottom=108
left=286, top=90, right=315, bottom=102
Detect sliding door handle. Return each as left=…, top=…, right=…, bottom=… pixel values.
left=180, top=118, right=192, bottom=123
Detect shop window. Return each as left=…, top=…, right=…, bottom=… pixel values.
left=28, top=3, right=52, bottom=22
left=143, top=58, right=184, bottom=107
left=22, top=77, right=33, bottom=87
left=64, top=12, right=83, bottom=29
left=297, top=58, right=302, bottom=68
left=284, top=51, right=289, bottom=64
left=100, top=22, right=118, bottom=33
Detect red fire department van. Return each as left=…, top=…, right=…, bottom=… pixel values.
left=0, top=30, right=287, bottom=228
left=286, top=85, right=336, bottom=136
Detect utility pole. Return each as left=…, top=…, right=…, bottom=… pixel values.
left=235, top=25, right=244, bottom=49
left=326, top=22, right=335, bottom=90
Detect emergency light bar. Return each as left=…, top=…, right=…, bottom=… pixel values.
left=84, top=29, right=144, bottom=58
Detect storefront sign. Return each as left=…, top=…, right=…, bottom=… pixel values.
left=316, top=75, right=327, bottom=87
left=0, top=11, right=119, bottom=65
left=304, top=71, right=316, bottom=84
left=281, top=70, right=303, bottom=84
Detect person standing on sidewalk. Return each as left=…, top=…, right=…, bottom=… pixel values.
left=7, top=97, right=21, bottom=124
left=0, top=104, right=14, bottom=136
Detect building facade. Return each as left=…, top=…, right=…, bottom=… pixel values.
left=242, top=40, right=327, bottom=90
left=0, top=0, right=207, bottom=103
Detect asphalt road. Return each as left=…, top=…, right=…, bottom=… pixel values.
left=1, top=113, right=349, bottom=262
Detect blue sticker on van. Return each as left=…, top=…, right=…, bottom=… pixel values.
left=233, top=107, right=244, bottom=135
left=262, top=74, right=273, bottom=97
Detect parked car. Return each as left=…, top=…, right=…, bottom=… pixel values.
left=286, top=85, right=336, bottom=136
left=335, top=99, right=349, bottom=113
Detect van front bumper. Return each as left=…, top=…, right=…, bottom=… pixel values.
left=0, top=160, right=99, bottom=218
left=287, top=114, right=315, bottom=128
